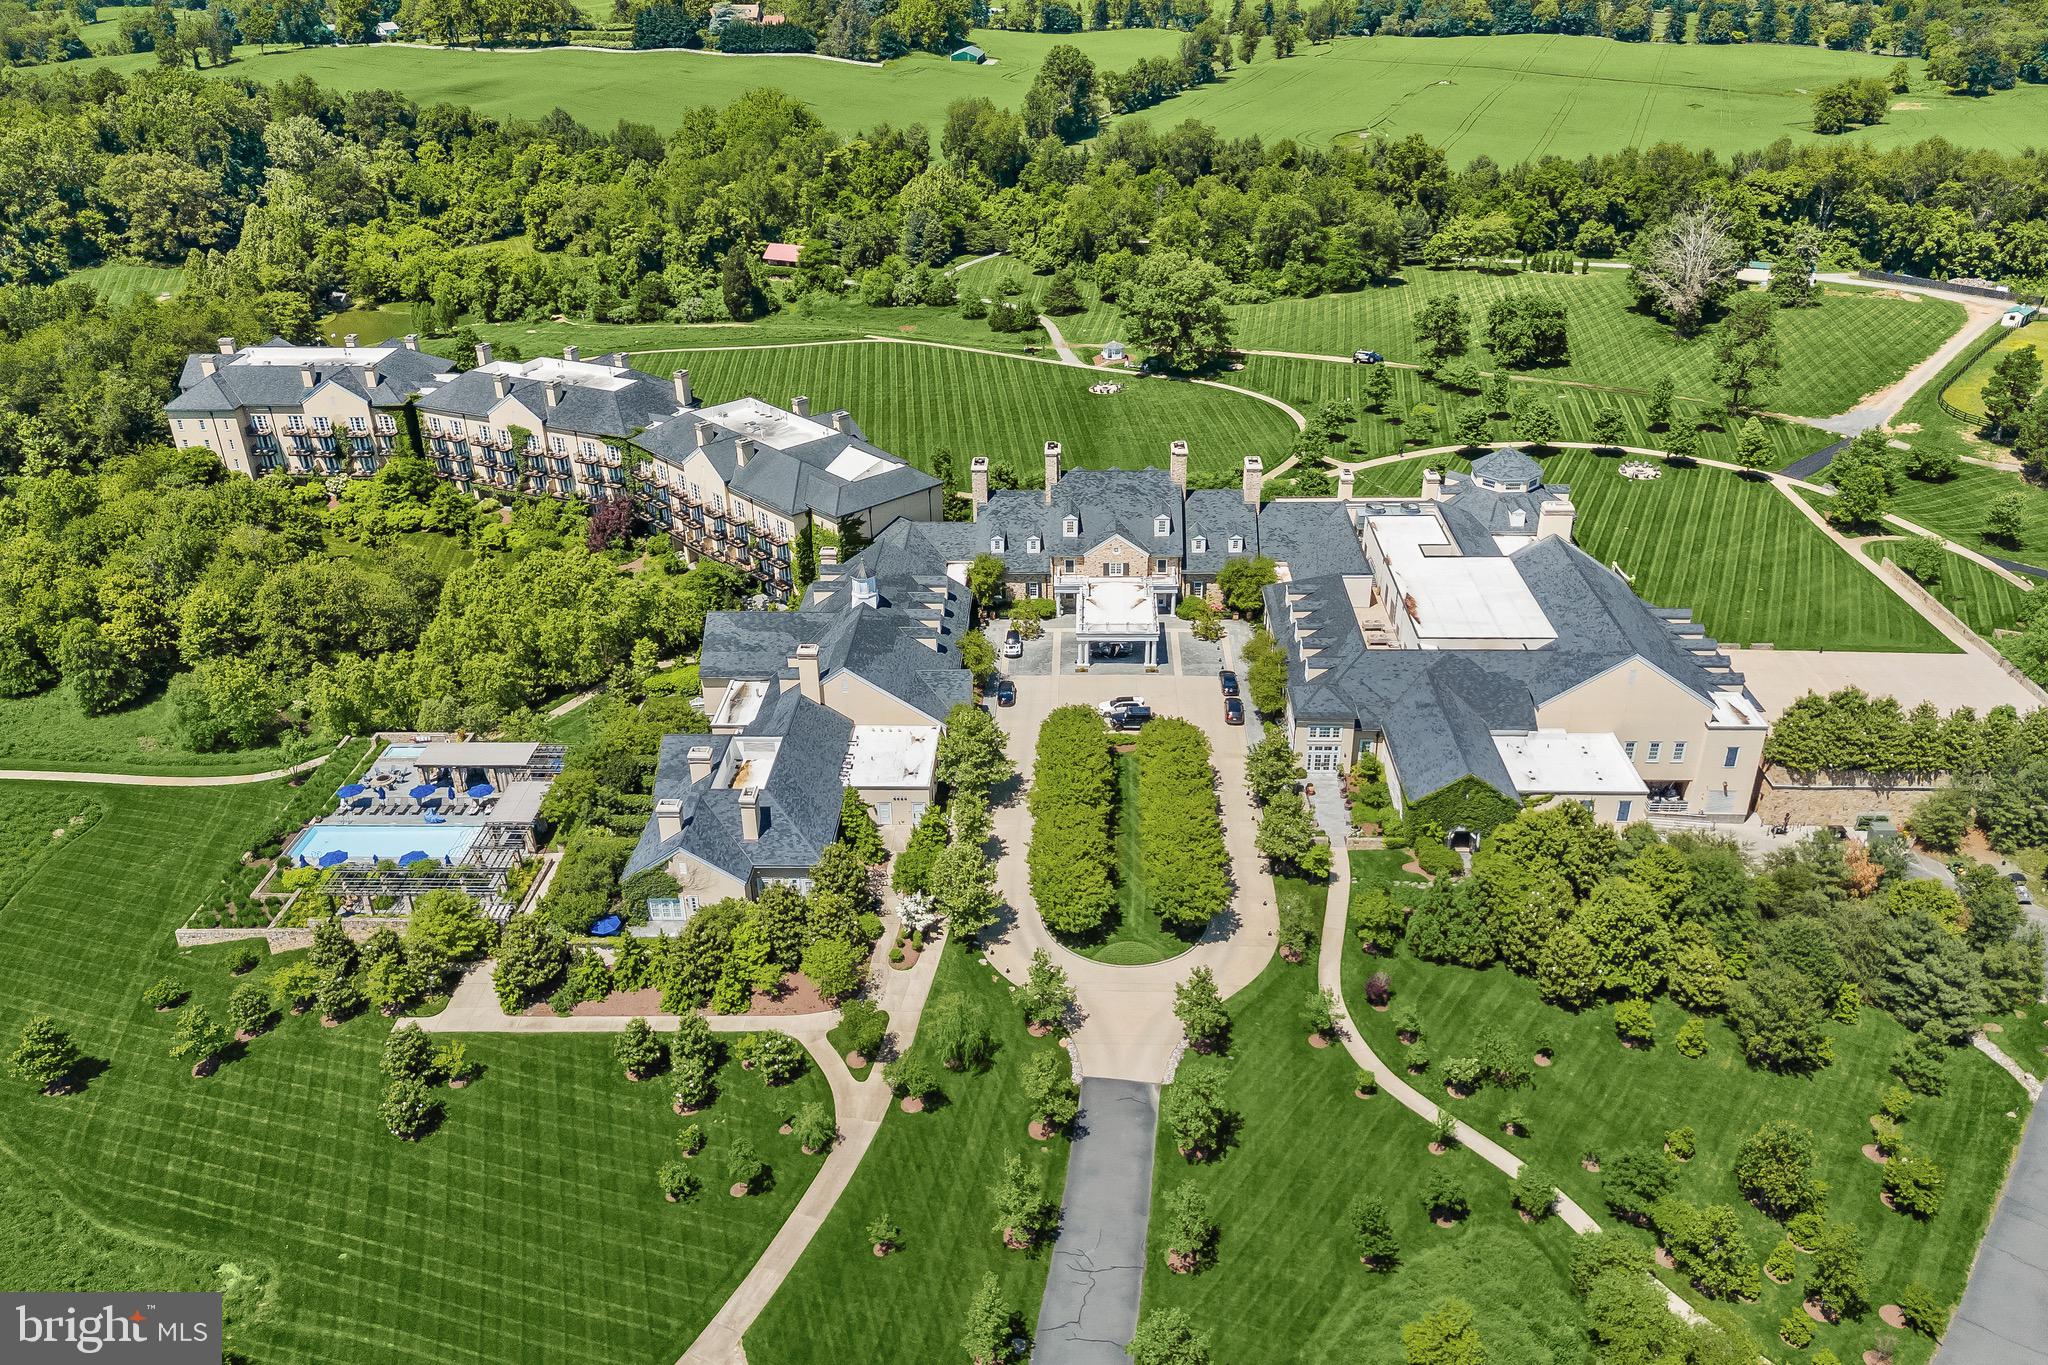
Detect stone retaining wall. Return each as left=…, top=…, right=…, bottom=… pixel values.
left=1756, top=764, right=1941, bottom=827
left=174, top=918, right=408, bottom=951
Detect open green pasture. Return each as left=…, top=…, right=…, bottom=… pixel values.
left=0, top=777, right=830, bottom=1365
left=1888, top=462, right=2048, bottom=565
left=1861, top=540, right=2036, bottom=638
left=0, top=686, right=318, bottom=777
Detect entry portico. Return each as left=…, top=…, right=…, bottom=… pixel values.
left=1071, top=576, right=1163, bottom=669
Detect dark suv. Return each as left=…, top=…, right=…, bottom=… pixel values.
left=1108, top=704, right=1152, bottom=732
left=1219, top=669, right=1240, bottom=698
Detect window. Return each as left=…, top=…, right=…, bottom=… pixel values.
left=1646, top=741, right=1662, bottom=763
left=688, top=482, right=700, bottom=502
left=549, top=435, right=566, bottom=454
left=312, top=417, right=332, bottom=435
left=1228, top=535, right=1245, bottom=552
left=375, top=415, right=395, bottom=434
left=991, top=535, right=1006, bottom=553
left=285, top=415, right=305, bottom=433
left=1063, top=516, right=1079, bottom=536
left=1026, top=536, right=1042, bottom=553
left=1671, top=741, right=1688, bottom=763
left=1027, top=581, right=1041, bottom=598
left=1617, top=800, right=1633, bottom=823
left=1307, top=724, right=1346, bottom=740
left=252, top=415, right=271, bottom=433
left=1106, top=562, right=1127, bottom=577
left=1580, top=799, right=1596, bottom=813
left=1191, top=535, right=1208, bottom=553
left=348, top=416, right=368, bottom=434
left=1723, top=745, right=1741, bottom=768
left=1623, top=741, right=1636, bottom=760
left=581, top=440, right=597, bottom=456
left=1154, top=515, right=1171, bottom=536
left=1155, top=558, right=1168, bottom=573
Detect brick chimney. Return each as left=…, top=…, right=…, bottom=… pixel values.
left=1043, top=441, right=1061, bottom=505
left=474, top=342, right=492, bottom=367
left=792, top=395, right=810, bottom=418
left=1169, top=439, right=1189, bottom=492
left=738, top=789, right=761, bottom=842
left=1242, top=456, right=1263, bottom=507
left=970, top=455, right=989, bottom=508
left=673, top=369, right=693, bottom=408
left=793, top=643, right=821, bottom=703
left=687, top=744, right=714, bottom=784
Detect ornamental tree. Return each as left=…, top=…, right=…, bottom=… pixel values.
left=381, top=1026, right=436, bottom=1081
left=1733, top=1120, right=1825, bottom=1218
left=1174, top=967, right=1230, bottom=1052
left=1421, top=1169, right=1469, bottom=1222
left=792, top=1101, right=837, bottom=1154
left=9, top=1016, right=81, bottom=1094
left=1018, top=949, right=1076, bottom=1032
left=961, top=1272, right=1021, bottom=1365
left=614, top=1018, right=668, bottom=1080
left=990, top=1153, right=1058, bottom=1248
left=381, top=1075, right=440, bottom=1140
left=1021, top=1050, right=1080, bottom=1132
left=1667, top=1203, right=1762, bottom=1300
left=1164, top=1183, right=1218, bottom=1271
left=1164, top=1058, right=1232, bottom=1160
left=1513, top=1164, right=1558, bottom=1220
left=1401, top=1299, right=1485, bottom=1365
left=169, top=1007, right=231, bottom=1076
left=1128, top=1308, right=1210, bottom=1365
left=937, top=701, right=1016, bottom=798
left=1349, top=1192, right=1398, bottom=1265
left=1882, top=1147, right=1947, bottom=1217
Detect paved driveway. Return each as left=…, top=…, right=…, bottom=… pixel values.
left=1034, top=1079, right=1160, bottom=1365
left=1728, top=648, right=2043, bottom=720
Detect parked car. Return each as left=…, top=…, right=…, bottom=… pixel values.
left=1002, top=629, right=1023, bottom=658
left=993, top=678, right=1016, bottom=707
left=1219, top=669, right=1240, bottom=698
left=1108, top=705, right=1152, bottom=731
left=1097, top=696, right=1146, bottom=717
left=2009, top=870, right=2033, bottom=904
left=1351, top=349, right=1384, bottom=365
left=1224, top=697, right=1245, bottom=726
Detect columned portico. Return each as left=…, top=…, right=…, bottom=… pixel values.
left=1071, top=576, right=1163, bottom=670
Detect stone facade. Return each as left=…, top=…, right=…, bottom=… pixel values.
left=1755, top=764, right=1942, bottom=827
left=173, top=918, right=408, bottom=951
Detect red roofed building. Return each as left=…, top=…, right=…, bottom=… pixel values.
left=761, top=243, right=801, bottom=266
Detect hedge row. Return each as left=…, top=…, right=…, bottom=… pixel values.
left=1134, top=718, right=1229, bottom=932
left=1028, top=705, right=1117, bottom=936
left=1763, top=687, right=2048, bottom=780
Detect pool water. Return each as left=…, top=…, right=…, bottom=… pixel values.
left=287, top=822, right=479, bottom=866
left=380, top=743, right=427, bottom=761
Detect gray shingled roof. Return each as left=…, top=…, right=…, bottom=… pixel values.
left=1256, top=501, right=1370, bottom=579
left=1468, top=447, right=1545, bottom=488
left=168, top=343, right=453, bottom=414
left=634, top=406, right=939, bottom=521
left=975, top=467, right=1185, bottom=571
left=421, top=363, right=680, bottom=439
left=1185, top=490, right=1259, bottom=575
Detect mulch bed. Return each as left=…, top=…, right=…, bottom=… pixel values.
left=1028, top=1120, right=1054, bottom=1141
left=1581, top=1159, right=1601, bottom=1173
left=1655, top=1247, right=1676, bottom=1270
left=891, top=946, right=921, bottom=972
left=1880, top=1304, right=1907, bottom=1329
left=1862, top=1143, right=1887, bottom=1164
left=730, top=1184, right=751, bottom=1198
left=1026, top=1022, right=1053, bottom=1038
left=1534, top=1053, right=1552, bottom=1067
left=1428, top=1142, right=1448, bottom=1156
left=1308, top=1033, right=1330, bottom=1049
left=1167, top=1250, right=1199, bottom=1274
left=522, top=987, right=663, bottom=1018
left=1804, top=1298, right=1836, bottom=1325
left=845, top=1051, right=869, bottom=1069
left=899, top=1096, right=925, bottom=1113
left=1432, top=1216, right=1457, bottom=1228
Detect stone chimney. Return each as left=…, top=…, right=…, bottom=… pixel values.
left=492, top=374, right=509, bottom=401
left=1242, top=456, right=1263, bottom=507
left=1537, top=491, right=1577, bottom=544
left=299, top=365, right=317, bottom=389
left=401, top=333, right=419, bottom=351
left=474, top=342, right=492, bottom=368
left=687, top=744, right=714, bottom=785
left=793, top=643, right=821, bottom=703
left=563, top=345, right=580, bottom=361
left=654, top=796, right=684, bottom=839
left=1337, top=467, right=1355, bottom=501
left=361, top=362, right=381, bottom=389
left=736, top=438, right=755, bottom=468
left=970, top=455, right=990, bottom=508
left=199, top=357, right=217, bottom=377
left=1043, top=441, right=1061, bottom=505
left=792, top=395, right=810, bottom=418
left=694, top=422, right=712, bottom=449
left=545, top=380, right=563, bottom=409
left=608, top=352, right=627, bottom=367
left=672, top=369, right=693, bottom=408
left=1422, top=468, right=1444, bottom=502
left=738, top=788, right=761, bottom=842
left=1169, top=439, right=1189, bottom=492
left=818, top=544, right=840, bottom=568
left=342, top=332, right=359, bottom=348
left=831, top=411, right=851, bottom=434
left=216, top=336, right=236, bottom=355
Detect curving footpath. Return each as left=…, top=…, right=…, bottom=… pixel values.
left=0, top=753, right=331, bottom=787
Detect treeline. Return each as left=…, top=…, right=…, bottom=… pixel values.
left=1762, top=688, right=2048, bottom=781
left=393, top=0, right=583, bottom=45
left=1027, top=704, right=1118, bottom=935
left=1134, top=718, right=1229, bottom=930
left=1362, top=802, right=2041, bottom=1075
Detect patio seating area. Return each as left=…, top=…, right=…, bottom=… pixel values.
left=1619, top=460, right=1663, bottom=480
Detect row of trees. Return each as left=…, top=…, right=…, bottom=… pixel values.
left=1133, top=718, right=1231, bottom=931
left=1027, top=704, right=1119, bottom=936
left=1763, top=688, right=2048, bottom=781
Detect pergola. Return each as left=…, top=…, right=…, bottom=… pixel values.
left=1072, top=577, right=1163, bottom=669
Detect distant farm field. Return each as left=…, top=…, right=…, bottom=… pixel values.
left=632, top=341, right=1301, bottom=479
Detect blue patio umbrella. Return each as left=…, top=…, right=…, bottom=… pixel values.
left=336, top=783, right=366, bottom=799
left=466, top=783, right=495, bottom=799
left=399, top=850, right=431, bottom=866
left=423, top=813, right=447, bottom=824
left=317, top=849, right=349, bottom=868
left=408, top=782, right=438, bottom=800
left=590, top=914, right=623, bottom=937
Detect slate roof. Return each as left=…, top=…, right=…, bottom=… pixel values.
left=1256, top=500, right=1370, bottom=578
left=635, top=398, right=938, bottom=520
left=1184, top=490, right=1259, bottom=575
left=168, top=341, right=453, bottom=414
left=623, top=689, right=851, bottom=883
left=420, top=359, right=680, bottom=439
left=1467, top=447, right=1545, bottom=488
left=975, top=467, right=1185, bottom=571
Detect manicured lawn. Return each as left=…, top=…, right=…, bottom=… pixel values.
left=65, top=259, right=185, bottom=305
left=1861, top=540, right=2037, bottom=638
left=1981, top=999, right=2048, bottom=1083
left=1337, top=866, right=2029, bottom=1365
left=1212, top=270, right=1963, bottom=419
left=0, top=686, right=318, bottom=776
left=1351, top=450, right=1955, bottom=653
left=1064, top=752, right=1204, bottom=966
left=747, top=942, right=1072, bottom=1363
left=1235, top=355, right=1832, bottom=467
left=0, top=778, right=832, bottom=1365
left=1888, top=463, right=2048, bottom=565
left=631, top=342, right=1299, bottom=481
left=1944, top=329, right=2044, bottom=423
left=1143, top=954, right=1591, bottom=1363
left=318, top=302, right=417, bottom=346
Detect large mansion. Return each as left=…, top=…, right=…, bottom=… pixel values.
left=166, top=337, right=942, bottom=599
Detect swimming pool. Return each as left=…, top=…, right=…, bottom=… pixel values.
left=381, top=743, right=427, bottom=762
left=286, top=822, right=479, bottom=866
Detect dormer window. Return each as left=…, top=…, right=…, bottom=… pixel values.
left=1191, top=535, right=1208, bottom=553
left=1228, top=535, right=1245, bottom=553
left=1062, top=516, right=1079, bottom=537
left=1508, top=509, right=1527, bottom=529
left=1154, top=515, right=1171, bottom=536
left=991, top=535, right=1006, bottom=553
left=1026, top=536, right=1041, bottom=553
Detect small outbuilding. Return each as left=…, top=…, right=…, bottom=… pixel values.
left=951, top=44, right=986, bottom=62
left=761, top=242, right=801, bottom=266
left=2002, top=303, right=2039, bottom=329
left=1099, top=341, right=1127, bottom=364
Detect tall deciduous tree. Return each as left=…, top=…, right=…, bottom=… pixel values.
left=1120, top=251, right=1234, bottom=372
left=1633, top=204, right=1741, bottom=337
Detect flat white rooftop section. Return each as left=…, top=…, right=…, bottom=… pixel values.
left=1493, top=730, right=1648, bottom=796
left=844, top=724, right=940, bottom=789
left=481, top=356, right=638, bottom=391
left=232, top=344, right=401, bottom=366
left=1368, top=513, right=1556, bottom=644
left=696, top=396, right=835, bottom=449
left=1074, top=577, right=1157, bottom=637
left=824, top=445, right=898, bottom=482
left=713, top=678, right=772, bottom=730
left=1710, top=690, right=1767, bottom=727
left=488, top=780, right=550, bottom=827
left=412, top=740, right=541, bottom=769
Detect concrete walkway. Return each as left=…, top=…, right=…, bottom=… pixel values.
left=0, top=752, right=332, bottom=787
left=1035, top=1078, right=1160, bottom=1365
left=1040, top=315, right=1087, bottom=367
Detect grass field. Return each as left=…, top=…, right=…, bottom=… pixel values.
left=1065, top=752, right=1202, bottom=966
left=1943, top=328, right=2044, bottom=423
left=1236, top=356, right=1831, bottom=468
left=1351, top=450, right=1954, bottom=652
left=1143, top=952, right=1591, bottom=1363
left=1199, top=271, right=1966, bottom=420
left=67, top=260, right=185, bottom=305
left=0, top=778, right=834, bottom=1364
left=1337, top=883, right=2028, bottom=1365
left=746, top=942, right=1072, bottom=1362
left=0, top=687, right=317, bottom=776
left=631, top=342, right=1300, bottom=480
left=1888, top=463, right=2048, bottom=565
left=1981, top=1000, right=2048, bottom=1083
left=80, top=33, right=2048, bottom=162
left=1861, top=540, right=2036, bottom=637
